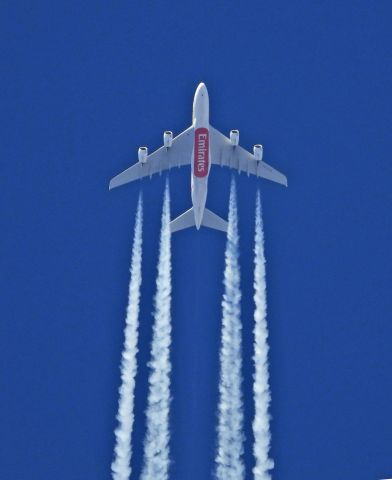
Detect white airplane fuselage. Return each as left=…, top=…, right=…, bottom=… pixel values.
left=110, top=82, right=287, bottom=233
left=191, top=83, right=210, bottom=229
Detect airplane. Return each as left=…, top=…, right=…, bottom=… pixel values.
left=109, top=83, right=287, bottom=233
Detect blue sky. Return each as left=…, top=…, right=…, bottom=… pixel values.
left=1, top=1, right=392, bottom=479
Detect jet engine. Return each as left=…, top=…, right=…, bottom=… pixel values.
left=230, top=129, right=239, bottom=146
left=138, top=147, right=148, bottom=163
left=163, top=131, right=173, bottom=148
left=253, top=144, right=263, bottom=161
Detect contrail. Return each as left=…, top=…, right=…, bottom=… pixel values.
left=141, top=180, right=172, bottom=480
left=215, top=178, right=245, bottom=480
left=252, top=191, right=274, bottom=480
left=112, top=193, right=143, bottom=480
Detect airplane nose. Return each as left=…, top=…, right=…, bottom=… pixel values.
left=197, top=82, right=207, bottom=96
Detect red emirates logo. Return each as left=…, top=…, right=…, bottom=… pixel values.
left=194, top=128, right=209, bottom=178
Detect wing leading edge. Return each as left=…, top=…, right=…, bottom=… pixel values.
left=209, top=126, right=287, bottom=187
left=109, top=126, right=194, bottom=190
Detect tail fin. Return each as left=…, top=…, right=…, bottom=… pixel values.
left=170, top=207, right=228, bottom=233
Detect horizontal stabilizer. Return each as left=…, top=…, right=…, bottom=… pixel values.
left=170, top=208, right=195, bottom=233
left=201, top=208, right=228, bottom=233
left=170, top=207, right=228, bottom=233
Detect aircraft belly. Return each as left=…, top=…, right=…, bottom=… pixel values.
left=191, top=177, right=208, bottom=229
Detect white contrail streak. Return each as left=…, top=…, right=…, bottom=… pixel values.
left=112, top=193, right=143, bottom=480
left=216, top=178, right=245, bottom=480
left=252, top=191, right=274, bottom=480
left=141, top=181, right=172, bottom=480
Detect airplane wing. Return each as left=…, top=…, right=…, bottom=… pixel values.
left=209, top=126, right=287, bottom=186
left=109, top=126, right=194, bottom=189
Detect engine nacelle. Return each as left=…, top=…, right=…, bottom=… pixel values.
left=138, top=147, right=148, bottom=163
left=253, top=144, right=263, bottom=161
left=230, top=129, right=239, bottom=146
left=163, top=131, right=173, bottom=148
